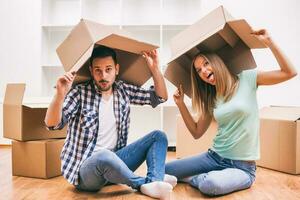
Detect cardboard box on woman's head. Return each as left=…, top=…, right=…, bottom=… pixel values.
left=56, top=19, right=158, bottom=86
left=164, top=6, right=267, bottom=97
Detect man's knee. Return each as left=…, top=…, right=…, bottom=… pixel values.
left=151, top=130, right=168, bottom=144
left=95, top=149, right=119, bottom=168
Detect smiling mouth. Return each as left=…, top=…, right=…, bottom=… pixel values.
left=207, top=72, right=213, bottom=79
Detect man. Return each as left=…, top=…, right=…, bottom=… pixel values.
left=45, top=45, right=177, bottom=199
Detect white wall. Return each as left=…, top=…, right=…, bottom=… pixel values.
left=201, top=0, right=300, bottom=108
left=0, top=0, right=42, bottom=144
left=0, top=0, right=42, bottom=98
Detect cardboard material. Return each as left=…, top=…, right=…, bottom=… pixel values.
left=176, top=114, right=217, bottom=158
left=3, top=84, right=67, bottom=141
left=12, top=139, right=64, bottom=178
left=57, top=19, right=158, bottom=86
left=164, top=6, right=266, bottom=97
left=258, top=106, right=300, bottom=174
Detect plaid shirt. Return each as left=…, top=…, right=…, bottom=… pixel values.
left=48, top=80, right=164, bottom=185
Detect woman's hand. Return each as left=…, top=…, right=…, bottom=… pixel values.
left=173, top=84, right=184, bottom=106
left=253, top=29, right=297, bottom=85
left=251, top=29, right=273, bottom=47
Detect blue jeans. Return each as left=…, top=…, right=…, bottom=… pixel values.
left=165, top=149, right=256, bottom=196
left=76, top=130, right=168, bottom=191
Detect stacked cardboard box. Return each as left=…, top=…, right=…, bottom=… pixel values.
left=3, top=84, right=67, bottom=178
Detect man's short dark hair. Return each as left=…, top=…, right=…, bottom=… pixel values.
left=90, top=45, right=118, bottom=67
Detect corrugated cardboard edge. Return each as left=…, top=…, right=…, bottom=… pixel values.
left=297, top=121, right=300, bottom=173
left=56, top=19, right=95, bottom=72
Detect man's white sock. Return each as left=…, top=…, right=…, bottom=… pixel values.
left=140, top=181, right=173, bottom=200
left=164, top=174, right=177, bottom=187
left=180, top=176, right=194, bottom=183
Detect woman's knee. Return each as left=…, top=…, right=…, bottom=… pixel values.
left=193, top=174, right=224, bottom=196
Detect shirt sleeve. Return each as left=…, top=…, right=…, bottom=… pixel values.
left=46, top=86, right=81, bottom=130
left=241, top=69, right=258, bottom=90
left=121, top=81, right=166, bottom=108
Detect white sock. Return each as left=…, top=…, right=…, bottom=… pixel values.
left=164, top=174, right=177, bottom=187
left=140, top=181, right=173, bottom=200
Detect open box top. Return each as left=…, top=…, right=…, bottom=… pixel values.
left=3, top=84, right=67, bottom=141
left=164, top=6, right=266, bottom=97
left=260, top=106, right=300, bottom=121
left=57, top=19, right=158, bottom=86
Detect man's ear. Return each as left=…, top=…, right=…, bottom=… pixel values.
left=89, top=66, right=92, bottom=74
left=115, top=64, right=120, bottom=75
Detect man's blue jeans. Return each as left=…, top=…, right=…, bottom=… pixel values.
left=76, top=130, right=168, bottom=191
left=165, top=149, right=256, bottom=196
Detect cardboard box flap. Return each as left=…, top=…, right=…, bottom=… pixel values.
left=260, top=106, right=300, bottom=121
left=57, top=20, right=95, bottom=71
left=82, top=19, right=119, bottom=42
left=164, top=55, right=193, bottom=97
left=68, top=45, right=94, bottom=84
left=57, top=19, right=158, bottom=86
left=169, top=6, right=234, bottom=62
left=4, top=84, right=25, bottom=106
left=227, top=19, right=266, bottom=49
left=3, top=84, right=25, bottom=140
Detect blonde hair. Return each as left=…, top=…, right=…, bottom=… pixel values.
left=191, top=53, right=239, bottom=117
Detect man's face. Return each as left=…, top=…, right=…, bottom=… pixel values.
left=90, top=56, right=119, bottom=92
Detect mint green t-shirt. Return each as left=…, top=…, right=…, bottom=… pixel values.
left=212, top=69, right=260, bottom=160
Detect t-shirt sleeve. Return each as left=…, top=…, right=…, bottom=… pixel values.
left=240, top=69, right=257, bottom=90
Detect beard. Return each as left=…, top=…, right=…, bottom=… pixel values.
left=96, top=80, right=112, bottom=92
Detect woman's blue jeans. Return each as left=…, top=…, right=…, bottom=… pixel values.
left=165, top=149, right=256, bottom=196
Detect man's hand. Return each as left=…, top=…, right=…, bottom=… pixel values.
left=142, top=49, right=159, bottom=72
left=56, top=71, right=76, bottom=97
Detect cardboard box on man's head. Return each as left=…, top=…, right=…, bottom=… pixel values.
left=57, top=19, right=158, bottom=86
left=258, top=106, right=300, bottom=174
left=164, top=6, right=266, bottom=97
left=3, top=84, right=67, bottom=141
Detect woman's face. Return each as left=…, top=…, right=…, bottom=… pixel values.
left=194, top=56, right=216, bottom=85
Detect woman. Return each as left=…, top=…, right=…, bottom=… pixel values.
left=165, top=29, right=297, bottom=196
